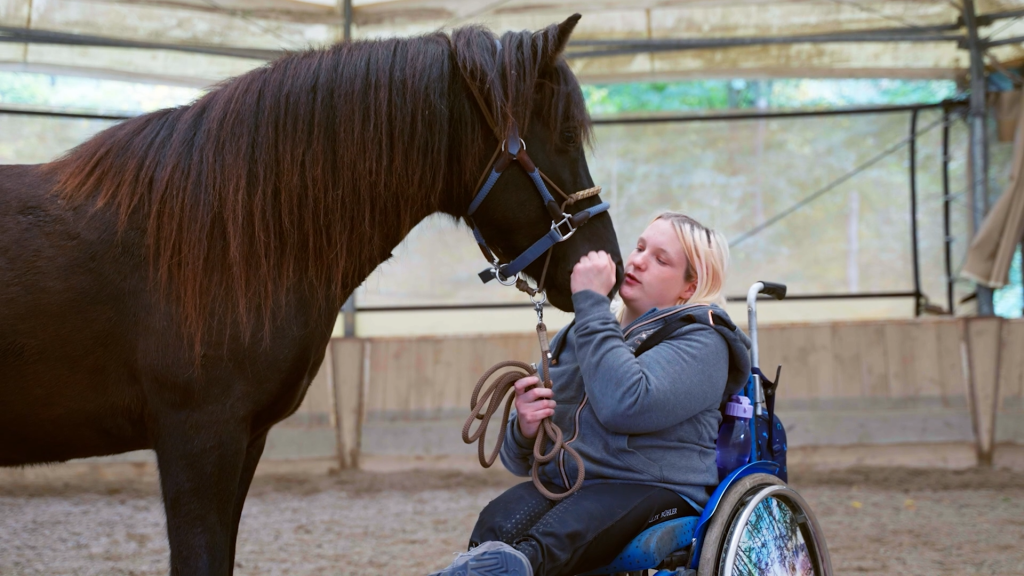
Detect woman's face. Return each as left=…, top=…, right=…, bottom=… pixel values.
left=620, top=219, right=696, bottom=313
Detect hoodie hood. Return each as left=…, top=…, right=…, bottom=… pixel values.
left=623, top=302, right=752, bottom=399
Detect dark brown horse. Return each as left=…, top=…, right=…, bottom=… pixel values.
left=0, top=15, right=621, bottom=575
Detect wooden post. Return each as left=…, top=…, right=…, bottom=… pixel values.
left=328, top=338, right=365, bottom=469
left=964, top=317, right=1003, bottom=466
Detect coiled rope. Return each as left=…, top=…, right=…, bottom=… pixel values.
left=462, top=321, right=585, bottom=500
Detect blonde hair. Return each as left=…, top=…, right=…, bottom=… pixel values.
left=614, top=212, right=730, bottom=320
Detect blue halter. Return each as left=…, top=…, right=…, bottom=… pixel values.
left=466, top=121, right=610, bottom=285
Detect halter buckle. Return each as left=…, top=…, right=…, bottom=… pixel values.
left=551, top=213, right=577, bottom=242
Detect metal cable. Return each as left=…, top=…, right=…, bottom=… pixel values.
left=985, top=15, right=1023, bottom=40
left=826, top=0, right=930, bottom=30
left=731, top=113, right=948, bottom=247
left=442, top=0, right=516, bottom=29
left=199, top=0, right=299, bottom=49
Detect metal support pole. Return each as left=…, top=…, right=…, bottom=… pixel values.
left=910, top=109, right=922, bottom=317
left=339, top=0, right=352, bottom=42
left=942, top=105, right=955, bottom=315
left=341, top=293, right=356, bottom=337
left=964, top=0, right=995, bottom=316
left=1015, top=238, right=1024, bottom=315
left=746, top=283, right=765, bottom=418
left=1020, top=239, right=1024, bottom=317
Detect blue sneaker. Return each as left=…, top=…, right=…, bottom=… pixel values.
left=429, top=541, right=533, bottom=576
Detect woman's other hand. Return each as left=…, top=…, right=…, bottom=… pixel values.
left=571, top=250, right=617, bottom=295
left=514, top=375, right=555, bottom=440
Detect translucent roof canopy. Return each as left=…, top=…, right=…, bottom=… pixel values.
left=2, top=0, right=1024, bottom=87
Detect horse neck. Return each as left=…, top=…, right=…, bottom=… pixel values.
left=311, top=46, right=490, bottom=296
left=438, top=68, right=497, bottom=219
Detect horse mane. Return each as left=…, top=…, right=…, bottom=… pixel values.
left=50, top=22, right=591, bottom=347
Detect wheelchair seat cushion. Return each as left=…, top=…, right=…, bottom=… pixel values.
left=578, top=516, right=699, bottom=575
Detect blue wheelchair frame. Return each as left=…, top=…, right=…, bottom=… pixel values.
left=580, top=395, right=784, bottom=576
left=582, top=282, right=800, bottom=576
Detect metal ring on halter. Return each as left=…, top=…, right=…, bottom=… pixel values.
left=501, top=138, right=527, bottom=154
left=530, top=290, right=547, bottom=306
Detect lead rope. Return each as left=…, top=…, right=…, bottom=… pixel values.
left=461, top=188, right=596, bottom=501
left=462, top=301, right=585, bottom=500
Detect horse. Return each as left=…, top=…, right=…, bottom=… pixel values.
left=0, top=14, right=622, bottom=575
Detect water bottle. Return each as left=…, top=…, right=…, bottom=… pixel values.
left=716, top=395, right=753, bottom=481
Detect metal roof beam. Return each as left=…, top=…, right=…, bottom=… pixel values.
left=567, top=29, right=968, bottom=60
left=0, top=25, right=284, bottom=60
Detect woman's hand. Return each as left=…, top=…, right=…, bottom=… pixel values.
left=571, top=250, right=617, bottom=295
left=514, top=375, right=555, bottom=440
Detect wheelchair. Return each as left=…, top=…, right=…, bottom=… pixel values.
left=581, top=282, right=832, bottom=576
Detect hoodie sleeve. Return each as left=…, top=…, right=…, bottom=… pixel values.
left=571, top=290, right=730, bottom=435
left=499, top=411, right=535, bottom=476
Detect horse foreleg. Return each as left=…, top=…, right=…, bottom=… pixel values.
left=154, top=412, right=249, bottom=576
left=227, top=431, right=268, bottom=574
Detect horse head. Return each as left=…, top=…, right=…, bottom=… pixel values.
left=452, top=15, right=623, bottom=312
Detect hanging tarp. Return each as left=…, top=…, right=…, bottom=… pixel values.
left=963, top=89, right=1024, bottom=288
left=2, top=0, right=1024, bottom=87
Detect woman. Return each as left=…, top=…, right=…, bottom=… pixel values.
left=432, top=213, right=751, bottom=576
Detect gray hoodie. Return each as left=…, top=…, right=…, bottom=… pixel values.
left=500, top=289, right=752, bottom=507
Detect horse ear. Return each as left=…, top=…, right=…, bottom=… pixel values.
left=545, top=13, right=581, bottom=64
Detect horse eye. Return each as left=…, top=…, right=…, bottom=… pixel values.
left=561, top=129, right=579, bottom=147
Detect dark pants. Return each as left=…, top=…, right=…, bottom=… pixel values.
left=469, top=482, right=698, bottom=576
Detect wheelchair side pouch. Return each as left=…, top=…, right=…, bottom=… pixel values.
left=754, top=412, right=788, bottom=483
left=753, top=366, right=788, bottom=482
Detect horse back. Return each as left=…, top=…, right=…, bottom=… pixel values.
left=0, top=164, right=153, bottom=463
left=0, top=164, right=335, bottom=466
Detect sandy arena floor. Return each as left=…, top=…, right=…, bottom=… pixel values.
left=1, top=466, right=1023, bottom=576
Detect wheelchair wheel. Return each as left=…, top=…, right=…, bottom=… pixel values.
left=697, top=474, right=831, bottom=576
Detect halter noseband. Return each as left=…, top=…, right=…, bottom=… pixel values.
left=462, top=42, right=610, bottom=292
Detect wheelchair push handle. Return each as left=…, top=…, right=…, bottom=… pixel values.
left=746, top=281, right=786, bottom=418
left=759, top=281, right=787, bottom=300
left=745, top=281, right=788, bottom=355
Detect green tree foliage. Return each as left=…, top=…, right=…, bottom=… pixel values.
left=0, top=72, right=50, bottom=105
left=0, top=71, right=200, bottom=114
left=584, top=81, right=734, bottom=113
left=583, top=79, right=959, bottom=115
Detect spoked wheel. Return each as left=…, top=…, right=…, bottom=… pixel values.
left=697, top=474, right=831, bottom=576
